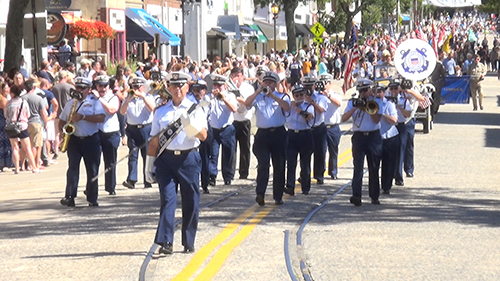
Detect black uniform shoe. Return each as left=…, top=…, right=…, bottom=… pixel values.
left=255, top=194, right=265, bottom=206
left=349, top=196, right=362, bottom=207
left=406, top=173, right=414, bottom=178
left=239, top=175, right=248, bottom=180
left=107, top=190, right=116, bottom=195
left=330, top=174, right=338, bottom=180
left=209, top=176, right=216, bottom=186
left=88, top=202, right=99, bottom=207
left=123, top=180, right=135, bottom=189
left=159, top=243, right=173, bottom=255
left=283, top=186, right=295, bottom=196
left=183, top=246, right=195, bottom=253
left=316, top=179, right=324, bottom=185
left=382, top=190, right=390, bottom=195
left=60, top=197, right=75, bottom=207
left=371, top=199, right=380, bottom=205
left=202, top=188, right=210, bottom=194
left=83, top=190, right=87, bottom=196
left=395, top=181, right=404, bottom=186
left=275, top=199, right=284, bottom=205
left=144, top=183, right=152, bottom=188
left=302, top=191, right=309, bottom=195
left=224, top=180, right=231, bottom=185
left=297, top=177, right=302, bottom=184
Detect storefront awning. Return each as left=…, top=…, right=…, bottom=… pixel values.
left=217, top=15, right=241, bottom=40
left=125, top=8, right=180, bottom=45
left=207, top=27, right=236, bottom=40
left=295, top=23, right=314, bottom=38
left=248, top=24, right=268, bottom=43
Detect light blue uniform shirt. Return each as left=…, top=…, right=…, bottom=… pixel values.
left=125, top=94, right=154, bottom=125
left=60, top=95, right=104, bottom=137
left=311, top=91, right=328, bottom=126
left=324, top=90, right=342, bottom=125
left=252, top=91, right=291, bottom=128
left=287, top=101, right=314, bottom=131
left=379, top=98, right=399, bottom=139
left=151, top=97, right=207, bottom=150
left=98, top=91, right=120, bottom=133
left=395, top=93, right=416, bottom=123
left=344, top=97, right=383, bottom=132
left=187, top=93, right=211, bottom=119
left=209, top=91, right=237, bottom=129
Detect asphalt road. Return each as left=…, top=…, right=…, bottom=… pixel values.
left=1, top=76, right=499, bottom=281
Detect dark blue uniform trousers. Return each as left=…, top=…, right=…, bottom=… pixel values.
left=211, top=124, right=235, bottom=182
left=395, top=119, right=415, bottom=182
left=286, top=130, right=314, bottom=193
left=154, top=150, right=201, bottom=249
left=326, top=124, right=341, bottom=177
left=126, top=124, right=151, bottom=184
left=199, top=125, right=213, bottom=190
left=233, top=119, right=251, bottom=179
left=98, top=131, right=120, bottom=193
left=252, top=126, right=287, bottom=201
left=65, top=133, right=101, bottom=203
left=312, top=123, right=327, bottom=181
left=351, top=130, right=382, bottom=200
left=381, top=135, right=400, bottom=192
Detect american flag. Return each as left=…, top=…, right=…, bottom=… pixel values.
left=389, top=24, right=397, bottom=54
left=342, top=25, right=360, bottom=94
left=431, top=22, right=438, bottom=56
left=419, top=95, right=432, bottom=109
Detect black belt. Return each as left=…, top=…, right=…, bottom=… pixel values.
left=213, top=124, right=232, bottom=131
left=290, top=129, right=311, bottom=133
left=326, top=124, right=339, bottom=129
left=164, top=147, right=197, bottom=155
left=99, top=130, right=119, bottom=135
left=259, top=125, right=284, bottom=132
left=128, top=123, right=152, bottom=129
left=354, top=129, right=379, bottom=136
left=312, top=122, right=325, bottom=129
left=74, top=133, right=97, bottom=140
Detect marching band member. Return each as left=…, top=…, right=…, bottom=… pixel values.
left=243, top=71, right=290, bottom=206
left=59, top=77, right=105, bottom=207
left=95, top=75, right=120, bottom=195
left=146, top=72, right=207, bottom=255
left=377, top=85, right=399, bottom=194
left=283, top=84, right=314, bottom=196
left=187, top=80, right=212, bottom=193
left=230, top=67, right=255, bottom=180
left=302, top=76, right=328, bottom=184
left=120, top=77, right=155, bottom=189
left=209, top=74, right=238, bottom=186
left=320, top=74, right=343, bottom=180
left=341, top=79, right=383, bottom=206
left=390, top=79, right=424, bottom=186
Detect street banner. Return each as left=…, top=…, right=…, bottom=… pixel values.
left=441, top=76, right=470, bottom=104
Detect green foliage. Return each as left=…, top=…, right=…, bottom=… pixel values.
left=478, top=0, right=500, bottom=13
left=318, top=9, right=347, bottom=34
left=107, top=59, right=138, bottom=76
left=361, top=4, right=383, bottom=33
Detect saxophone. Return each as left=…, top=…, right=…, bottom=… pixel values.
left=60, top=89, right=83, bottom=153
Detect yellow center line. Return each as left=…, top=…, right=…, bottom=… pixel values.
left=193, top=206, right=275, bottom=281
left=175, top=147, right=353, bottom=279
left=172, top=205, right=259, bottom=281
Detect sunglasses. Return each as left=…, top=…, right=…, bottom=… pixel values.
left=389, top=87, right=398, bottom=90
left=293, top=93, right=304, bottom=97
left=359, top=89, right=368, bottom=93
left=170, top=83, right=185, bottom=88
left=75, top=86, right=88, bottom=90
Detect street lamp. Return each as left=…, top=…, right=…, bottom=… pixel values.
left=271, top=3, right=279, bottom=54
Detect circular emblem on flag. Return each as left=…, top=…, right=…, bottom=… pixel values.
left=394, top=39, right=436, bottom=81
left=167, top=129, right=173, bottom=135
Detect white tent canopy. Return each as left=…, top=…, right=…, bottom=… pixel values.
left=423, top=0, right=482, bottom=7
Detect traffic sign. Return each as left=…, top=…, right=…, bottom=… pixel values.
left=313, top=37, right=324, bottom=44
left=310, top=22, right=325, bottom=38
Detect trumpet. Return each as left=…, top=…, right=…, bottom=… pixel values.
left=352, top=98, right=380, bottom=115
left=128, top=89, right=138, bottom=98
left=149, top=81, right=172, bottom=102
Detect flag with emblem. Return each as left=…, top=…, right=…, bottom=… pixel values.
left=389, top=24, right=397, bottom=54
left=342, top=25, right=360, bottom=94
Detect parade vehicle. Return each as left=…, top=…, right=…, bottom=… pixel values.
left=373, top=64, right=434, bottom=134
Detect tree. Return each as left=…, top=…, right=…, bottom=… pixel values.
left=479, top=0, right=500, bottom=14
left=4, top=0, right=30, bottom=74
left=254, top=0, right=301, bottom=53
